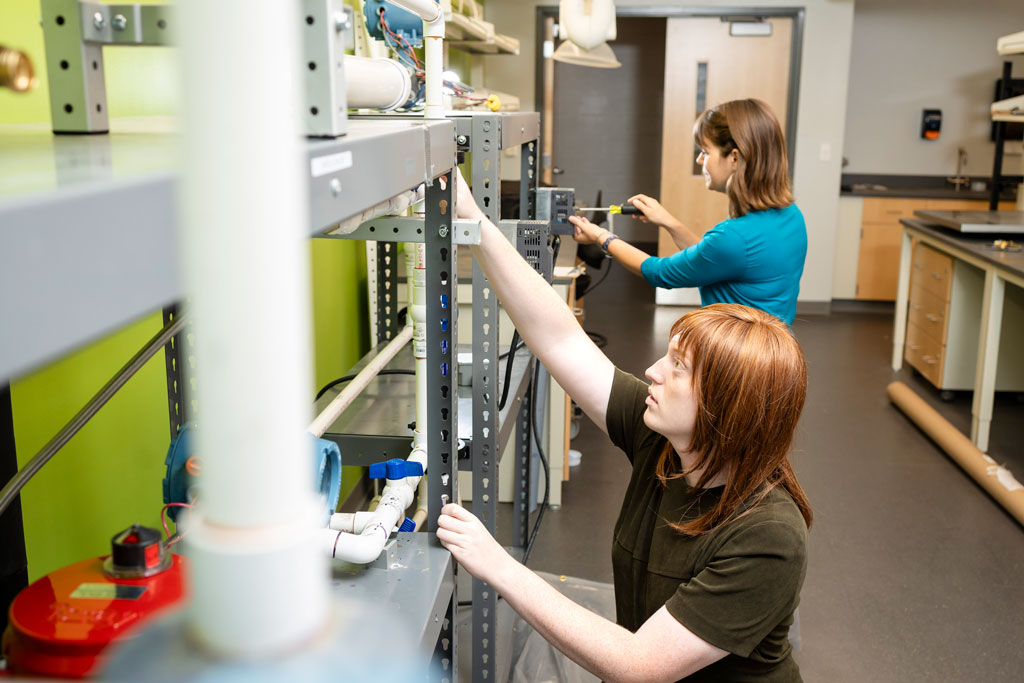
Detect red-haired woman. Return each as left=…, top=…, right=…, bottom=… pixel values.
left=437, top=171, right=812, bottom=682
left=569, top=98, right=806, bottom=325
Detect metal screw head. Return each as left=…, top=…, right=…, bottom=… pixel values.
left=456, top=134, right=468, bottom=145
left=438, top=225, right=449, bottom=238
left=111, top=14, right=127, bottom=31
left=329, top=178, right=342, bottom=196
left=92, top=12, right=105, bottom=30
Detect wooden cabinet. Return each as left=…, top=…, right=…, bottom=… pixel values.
left=856, top=197, right=1015, bottom=301
left=903, top=240, right=1024, bottom=392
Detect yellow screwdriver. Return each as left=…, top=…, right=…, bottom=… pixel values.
left=576, top=203, right=640, bottom=215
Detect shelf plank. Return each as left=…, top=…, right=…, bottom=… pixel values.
left=0, top=117, right=456, bottom=382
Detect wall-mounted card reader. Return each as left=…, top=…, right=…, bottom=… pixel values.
left=921, top=109, right=942, bottom=140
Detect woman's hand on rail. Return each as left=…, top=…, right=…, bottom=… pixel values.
left=437, top=503, right=512, bottom=582
left=568, top=215, right=607, bottom=246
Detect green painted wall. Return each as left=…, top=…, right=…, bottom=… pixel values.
left=4, top=0, right=369, bottom=582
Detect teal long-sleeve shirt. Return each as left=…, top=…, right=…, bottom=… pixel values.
left=640, top=204, right=807, bottom=325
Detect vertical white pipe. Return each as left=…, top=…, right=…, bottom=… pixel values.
left=423, top=16, right=445, bottom=118
left=412, top=243, right=428, bottom=450
left=384, top=0, right=445, bottom=117
left=179, top=0, right=326, bottom=655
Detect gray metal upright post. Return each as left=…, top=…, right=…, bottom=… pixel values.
left=512, top=392, right=532, bottom=550
left=375, top=241, right=399, bottom=344
left=426, top=171, right=458, bottom=683
left=520, top=139, right=538, bottom=220
left=470, top=113, right=502, bottom=683
left=161, top=305, right=189, bottom=440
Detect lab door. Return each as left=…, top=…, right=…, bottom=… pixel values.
left=657, top=17, right=792, bottom=305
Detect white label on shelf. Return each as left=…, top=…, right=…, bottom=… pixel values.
left=310, top=151, right=353, bottom=178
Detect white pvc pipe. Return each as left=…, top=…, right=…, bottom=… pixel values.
left=309, top=325, right=414, bottom=438
left=344, top=55, right=413, bottom=111
left=384, top=0, right=445, bottom=118
left=385, top=0, right=441, bottom=22
left=329, top=187, right=423, bottom=235
left=326, top=447, right=428, bottom=563
left=412, top=243, right=428, bottom=450
left=178, top=0, right=326, bottom=656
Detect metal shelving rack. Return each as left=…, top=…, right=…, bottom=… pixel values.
left=0, top=115, right=467, bottom=678
left=323, top=110, right=542, bottom=683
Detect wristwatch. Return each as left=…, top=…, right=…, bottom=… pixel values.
left=600, top=233, right=619, bottom=255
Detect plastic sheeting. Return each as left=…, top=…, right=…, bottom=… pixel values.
left=508, top=572, right=615, bottom=683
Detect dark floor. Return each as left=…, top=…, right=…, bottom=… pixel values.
left=500, top=254, right=1024, bottom=682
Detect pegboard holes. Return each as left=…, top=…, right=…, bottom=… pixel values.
left=63, top=104, right=73, bottom=113
left=310, top=106, right=319, bottom=116
left=441, top=385, right=449, bottom=399
left=59, top=60, right=68, bottom=70
left=440, top=247, right=448, bottom=262
left=308, top=61, right=316, bottom=70
left=482, top=427, right=489, bottom=439
left=441, top=428, right=449, bottom=443
left=441, top=362, right=448, bottom=377
left=56, top=15, right=65, bottom=25
left=157, top=19, right=167, bottom=29
left=482, top=323, right=490, bottom=335
left=440, top=294, right=448, bottom=309
left=306, top=15, right=315, bottom=25
left=483, top=287, right=491, bottom=299
left=483, top=305, right=490, bottom=318
left=482, top=410, right=489, bottom=422
left=439, top=199, right=448, bottom=215
left=483, top=477, right=490, bottom=488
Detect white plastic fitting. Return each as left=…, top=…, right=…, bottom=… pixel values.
left=344, top=55, right=414, bottom=111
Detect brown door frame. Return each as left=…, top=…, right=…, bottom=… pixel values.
left=534, top=5, right=806, bottom=177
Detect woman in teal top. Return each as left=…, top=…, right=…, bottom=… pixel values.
left=570, top=99, right=807, bottom=325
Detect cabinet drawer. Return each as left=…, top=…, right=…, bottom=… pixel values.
left=910, top=242, right=953, bottom=300
left=862, top=197, right=922, bottom=222
left=907, top=283, right=949, bottom=345
left=905, top=322, right=944, bottom=387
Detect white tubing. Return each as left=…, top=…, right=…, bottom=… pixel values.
left=179, top=0, right=326, bottom=656
left=328, top=447, right=428, bottom=563
left=384, top=0, right=445, bottom=118
left=412, top=243, right=428, bottom=450
left=384, top=0, right=441, bottom=22
left=344, top=55, right=413, bottom=111
left=308, top=325, right=414, bottom=438
left=329, top=187, right=423, bottom=235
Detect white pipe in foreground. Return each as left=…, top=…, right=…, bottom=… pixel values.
left=344, top=55, right=413, bottom=111
left=384, top=0, right=445, bottom=117
left=179, top=0, right=326, bottom=656
left=309, top=325, right=414, bottom=438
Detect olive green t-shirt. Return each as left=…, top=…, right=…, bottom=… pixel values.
left=607, top=369, right=808, bottom=682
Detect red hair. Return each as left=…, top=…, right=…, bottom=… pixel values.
left=655, top=304, right=812, bottom=535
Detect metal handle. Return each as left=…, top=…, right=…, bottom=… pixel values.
left=552, top=167, right=564, bottom=175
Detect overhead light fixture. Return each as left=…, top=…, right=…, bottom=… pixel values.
left=552, top=0, right=621, bottom=69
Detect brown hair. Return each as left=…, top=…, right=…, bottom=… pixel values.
left=655, top=303, right=812, bottom=535
left=693, top=98, right=793, bottom=218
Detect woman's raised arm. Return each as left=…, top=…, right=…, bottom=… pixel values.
left=458, top=171, right=615, bottom=433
